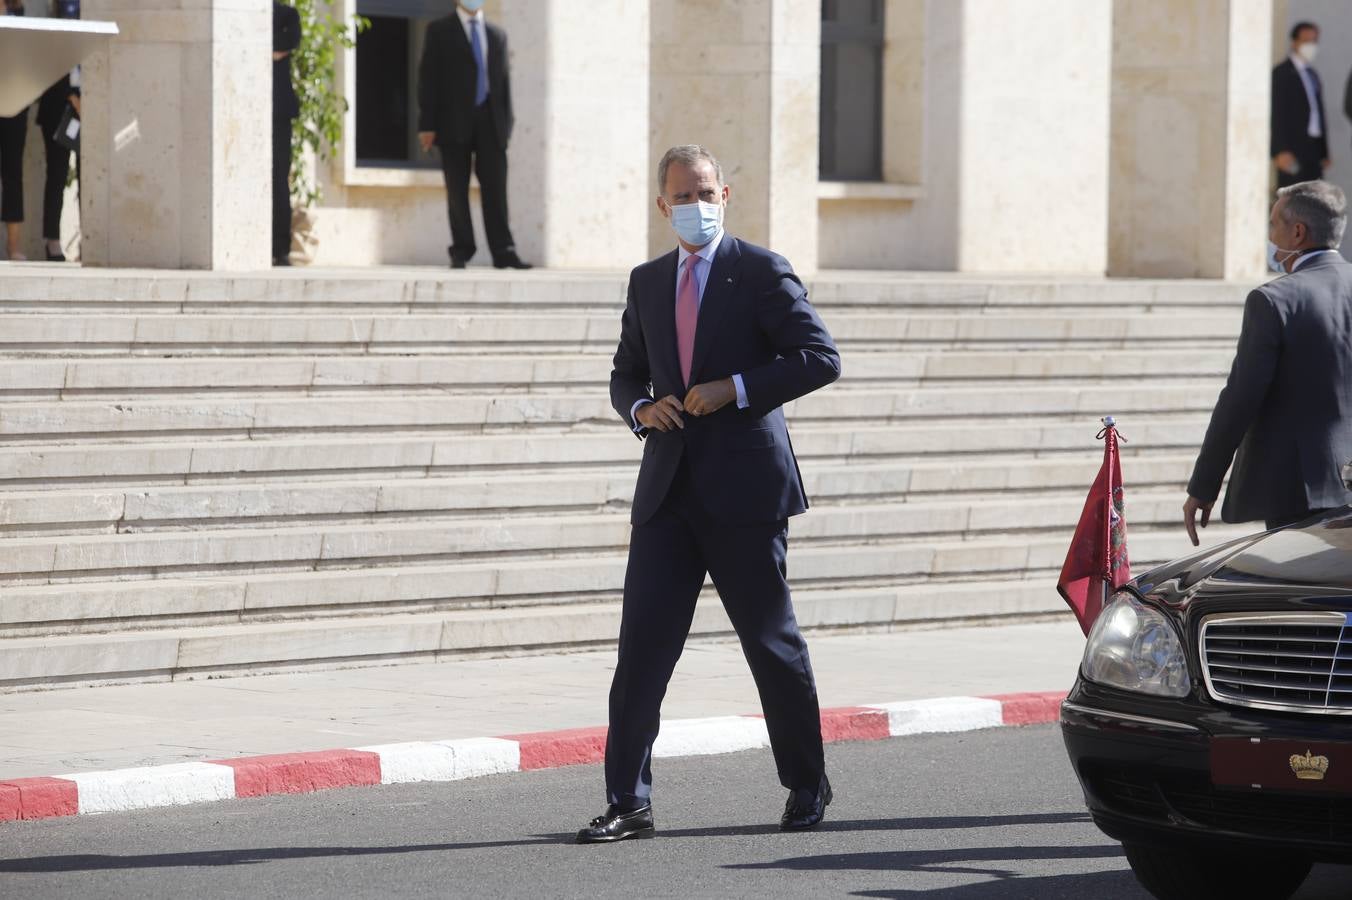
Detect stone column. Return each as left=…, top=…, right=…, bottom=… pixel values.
left=80, top=0, right=270, bottom=269
left=498, top=0, right=649, bottom=269
left=1109, top=0, right=1272, bottom=279
left=648, top=0, right=820, bottom=272
left=947, top=0, right=1113, bottom=272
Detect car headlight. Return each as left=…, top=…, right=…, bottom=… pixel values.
left=1081, top=592, right=1191, bottom=697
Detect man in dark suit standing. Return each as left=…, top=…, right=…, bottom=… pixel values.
left=273, top=1, right=301, bottom=267
left=1272, top=21, right=1329, bottom=189
left=1185, top=180, right=1352, bottom=541
left=577, top=145, right=841, bottom=844
left=416, top=1, right=529, bottom=269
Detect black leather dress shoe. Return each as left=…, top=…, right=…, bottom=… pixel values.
left=576, top=804, right=655, bottom=843
left=493, top=254, right=533, bottom=270
left=449, top=257, right=468, bottom=269
left=780, top=777, right=832, bottom=830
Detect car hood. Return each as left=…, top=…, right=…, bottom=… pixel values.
left=1136, top=506, right=1352, bottom=609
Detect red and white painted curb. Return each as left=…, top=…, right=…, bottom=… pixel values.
left=0, top=691, right=1063, bottom=823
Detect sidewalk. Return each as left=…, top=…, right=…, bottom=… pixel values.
left=0, top=619, right=1083, bottom=784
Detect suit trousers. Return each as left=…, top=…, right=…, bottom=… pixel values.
left=1277, top=136, right=1325, bottom=188
left=437, top=103, right=516, bottom=264
left=0, top=111, right=27, bottom=224
left=604, top=456, right=825, bottom=808
left=41, top=127, right=70, bottom=242
left=272, top=115, right=293, bottom=260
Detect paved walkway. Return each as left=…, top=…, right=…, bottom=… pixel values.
left=0, top=619, right=1083, bottom=782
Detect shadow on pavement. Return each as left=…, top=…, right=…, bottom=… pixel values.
left=0, top=811, right=1104, bottom=874
left=727, top=843, right=1124, bottom=879
left=852, top=868, right=1142, bottom=899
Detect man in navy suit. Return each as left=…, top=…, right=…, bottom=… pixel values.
left=1272, top=21, right=1330, bottom=189
left=577, top=145, right=841, bottom=843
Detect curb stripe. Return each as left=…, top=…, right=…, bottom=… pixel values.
left=2, top=691, right=1067, bottom=823
left=0, top=777, right=79, bottom=822
left=988, top=691, right=1065, bottom=726
left=213, top=749, right=381, bottom=798
left=507, top=726, right=608, bottom=771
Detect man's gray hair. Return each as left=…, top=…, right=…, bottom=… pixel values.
left=1277, top=180, right=1347, bottom=248
left=657, top=145, right=723, bottom=194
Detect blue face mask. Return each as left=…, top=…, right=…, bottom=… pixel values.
left=460, top=0, right=484, bottom=11
left=668, top=200, right=722, bottom=247
left=1267, top=240, right=1299, bottom=273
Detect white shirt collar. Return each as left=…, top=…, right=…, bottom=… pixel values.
left=677, top=228, right=725, bottom=269
left=1291, top=53, right=1312, bottom=74
left=456, top=6, right=483, bottom=29
left=1292, top=248, right=1338, bottom=271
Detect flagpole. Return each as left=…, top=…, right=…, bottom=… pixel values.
left=1100, top=415, right=1115, bottom=615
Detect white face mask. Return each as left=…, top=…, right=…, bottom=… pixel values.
left=1298, top=41, right=1319, bottom=64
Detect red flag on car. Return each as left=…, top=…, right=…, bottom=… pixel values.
left=1057, top=417, right=1130, bottom=635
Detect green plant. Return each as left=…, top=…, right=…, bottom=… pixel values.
left=286, top=0, right=369, bottom=208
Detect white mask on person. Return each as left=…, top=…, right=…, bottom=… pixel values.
left=1297, top=42, right=1319, bottom=64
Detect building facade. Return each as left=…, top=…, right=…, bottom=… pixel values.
left=46, top=0, right=1304, bottom=276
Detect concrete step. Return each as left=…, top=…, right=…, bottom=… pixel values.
left=0, top=312, right=1242, bottom=356
left=0, top=418, right=1211, bottom=484
left=0, top=272, right=1249, bottom=314
left=0, top=549, right=1245, bottom=690
left=0, top=491, right=1230, bottom=585
left=0, top=456, right=1205, bottom=534
left=0, top=384, right=1222, bottom=441
left=0, top=348, right=1238, bottom=399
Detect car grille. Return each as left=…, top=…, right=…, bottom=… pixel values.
left=1090, top=767, right=1352, bottom=843
left=1200, top=611, right=1352, bottom=715
left=1162, top=777, right=1352, bottom=843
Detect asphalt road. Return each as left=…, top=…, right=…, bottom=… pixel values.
left=0, top=726, right=1347, bottom=899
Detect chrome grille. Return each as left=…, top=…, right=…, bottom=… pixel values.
left=1200, top=611, right=1352, bottom=715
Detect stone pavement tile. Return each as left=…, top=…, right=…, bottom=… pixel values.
left=0, top=619, right=1086, bottom=780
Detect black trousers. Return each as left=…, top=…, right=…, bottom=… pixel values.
left=604, top=457, right=825, bottom=808
left=1276, top=136, right=1325, bottom=188
left=272, top=115, right=293, bottom=260
left=40, top=126, right=70, bottom=241
left=437, top=103, right=516, bottom=264
left=0, top=111, right=27, bottom=224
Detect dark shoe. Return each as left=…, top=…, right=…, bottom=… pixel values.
left=273, top=256, right=291, bottom=267
left=448, top=246, right=472, bottom=269
left=576, top=804, right=655, bottom=843
left=493, top=253, right=533, bottom=270
left=449, top=257, right=468, bottom=269
left=46, top=249, right=66, bottom=262
left=780, top=777, right=832, bottom=831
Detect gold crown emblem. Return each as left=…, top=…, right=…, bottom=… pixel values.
left=1289, top=749, right=1330, bottom=781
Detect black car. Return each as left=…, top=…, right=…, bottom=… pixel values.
left=1061, top=509, right=1352, bottom=900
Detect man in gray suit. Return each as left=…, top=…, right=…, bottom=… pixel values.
left=1185, top=180, right=1352, bottom=544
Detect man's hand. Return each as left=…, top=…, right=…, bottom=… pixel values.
left=683, top=378, right=736, bottom=417
left=418, top=131, right=436, bottom=153
left=636, top=395, right=684, bottom=432
left=1275, top=151, right=1298, bottom=174
left=1323, top=157, right=1332, bottom=172
left=1183, top=495, right=1214, bottom=547
left=272, top=50, right=290, bottom=61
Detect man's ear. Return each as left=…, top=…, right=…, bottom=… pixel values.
left=656, top=196, right=670, bottom=218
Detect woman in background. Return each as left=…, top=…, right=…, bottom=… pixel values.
left=0, top=0, right=29, bottom=259
left=36, top=0, right=81, bottom=261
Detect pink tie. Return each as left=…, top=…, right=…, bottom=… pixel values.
left=675, top=254, right=700, bottom=387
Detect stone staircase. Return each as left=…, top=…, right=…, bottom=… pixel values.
left=0, top=270, right=1256, bottom=690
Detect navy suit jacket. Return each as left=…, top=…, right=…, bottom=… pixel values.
left=1188, top=253, right=1352, bottom=523
left=610, top=236, right=841, bottom=526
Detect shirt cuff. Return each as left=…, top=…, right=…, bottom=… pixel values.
left=732, top=374, right=749, bottom=409
left=630, top=398, right=652, bottom=433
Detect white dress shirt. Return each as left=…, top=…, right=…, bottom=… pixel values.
left=456, top=6, right=488, bottom=69
left=1291, top=54, right=1323, bottom=139
left=1292, top=248, right=1340, bottom=271
left=630, top=228, right=750, bottom=432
